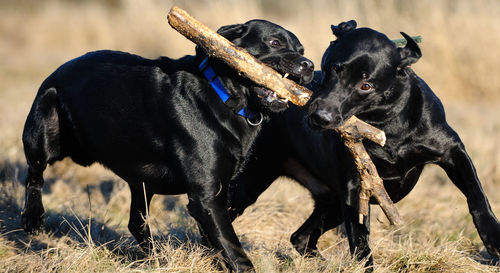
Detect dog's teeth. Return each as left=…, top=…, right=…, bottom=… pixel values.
left=283, top=73, right=289, bottom=79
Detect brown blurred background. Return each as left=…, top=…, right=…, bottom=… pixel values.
left=1, top=0, right=499, bottom=98
left=2, top=0, right=500, bottom=186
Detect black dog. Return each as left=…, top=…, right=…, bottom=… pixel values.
left=21, top=19, right=313, bottom=272
left=227, top=20, right=500, bottom=266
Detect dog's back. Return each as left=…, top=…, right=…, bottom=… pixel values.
left=24, top=50, right=199, bottom=181
left=21, top=19, right=315, bottom=272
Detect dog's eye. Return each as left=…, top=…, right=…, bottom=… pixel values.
left=359, top=82, right=373, bottom=92
left=269, top=39, right=282, bottom=47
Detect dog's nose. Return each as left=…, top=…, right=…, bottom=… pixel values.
left=299, top=58, right=314, bottom=73
left=309, top=109, right=334, bottom=128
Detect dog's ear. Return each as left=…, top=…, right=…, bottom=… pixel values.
left=398, top=32, right=422, bottom=68
left=331, top=20, right=357, bottom=38
left=196, top=24, right=248, bottom=57
left=217, top=24, right=248, bottom=42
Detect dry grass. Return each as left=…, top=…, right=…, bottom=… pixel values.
left=1, top=0, right=500, bottom=272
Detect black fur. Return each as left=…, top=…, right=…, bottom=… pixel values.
left=21, top=19, right=314, bottom=273
left=227, top=21, right=500, bottom=267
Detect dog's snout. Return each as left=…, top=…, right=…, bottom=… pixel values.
left=294, top=57, right=314, bottom=85
left=299, top=58, right=314, bottom=73
left=309, top=109, right=334, bottom=128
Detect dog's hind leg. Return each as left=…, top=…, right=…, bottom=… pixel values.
left=21, top=87, right=62, bottom=234
left=227, top=168, right=282, bottom=222
left=439, top=142, right=500, bottom=258
left=128, top=184, right=154, bottom=253
left=187, top=181, right=254, bottom=273
left=283, top=158, right=344, bottom=257
left=290, top=197, right=343, bottom=257
left=21, top=166, right=46, bottom=234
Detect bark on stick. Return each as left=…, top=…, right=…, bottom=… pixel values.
left=167, top=6, right=312, bottom=106
left=336, top=116, right=403, bottom=226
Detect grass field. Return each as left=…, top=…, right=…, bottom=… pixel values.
left=1, top=0, right=500, bottom=272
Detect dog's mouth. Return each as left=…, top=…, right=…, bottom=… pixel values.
left=253, top=87, right=288, bottom=113
left=256, top=87, right=288, bottom=103
left=254, top=72, right=299, bottom=107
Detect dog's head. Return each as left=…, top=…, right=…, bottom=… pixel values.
left=308, top=20, right=421, bottom=129
left=200, top=20, right=314, bottom=114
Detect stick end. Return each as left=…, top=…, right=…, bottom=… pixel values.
left=167, top=6, right=178, bottom=23
left=169, top=5, right=181, bottom=14
left=167, top=6, right=184, bottom=24
left=389, top=215, right=404, bottom=226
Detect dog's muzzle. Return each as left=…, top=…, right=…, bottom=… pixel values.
left=308, top=100, right=342, bottom=129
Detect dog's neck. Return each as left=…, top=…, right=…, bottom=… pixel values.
left=198, top=57, right=263, bottom=126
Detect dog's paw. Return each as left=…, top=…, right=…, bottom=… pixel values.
left=290, top=232, right=323, bottom=258
left=21, top=206, right=45, bottom=234
left=485, top=241, right=500, bottom=259
left=480, top=219, right=500, bottom=259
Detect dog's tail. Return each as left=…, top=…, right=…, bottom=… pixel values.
left=22, top=77, right=64, bottom=171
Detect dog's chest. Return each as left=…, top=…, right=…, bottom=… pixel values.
left=232, top=126, right=262, bottom=177
left=367, top=143, right=411, bottom=181
left=367, top=141, right=427, bottom=202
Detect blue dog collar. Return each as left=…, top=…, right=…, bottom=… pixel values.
left=199, top=58, right=262, bottom=126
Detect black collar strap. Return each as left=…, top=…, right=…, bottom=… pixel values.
left=199, top=58, right=263, bottom=126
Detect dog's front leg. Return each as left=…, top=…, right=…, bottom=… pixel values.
left=439, top=143, right=500, bottom=258
left=187, top=182, right=254, bottom=273
left=343, top=178, right=374, bottom=270
left=290, top=196, right=344, bottom=257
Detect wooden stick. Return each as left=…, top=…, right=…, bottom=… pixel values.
left=167, top=6, right=313, bottom=106
left=336, top=116, right=403, bottom=226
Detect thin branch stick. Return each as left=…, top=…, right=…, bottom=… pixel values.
left=86, top=184, right=94, bottom=247
left=167, top=6, right=313, bottom=106
left=336, top=116, right=403, bottom=226
left=143, top=182, right=160, bottom=267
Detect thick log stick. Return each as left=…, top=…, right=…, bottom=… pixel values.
left=336, top=116, right=403, bottom=226
left=167, top=6, right=312, bottom=106
left=167, top=6, right=420, bottom=107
